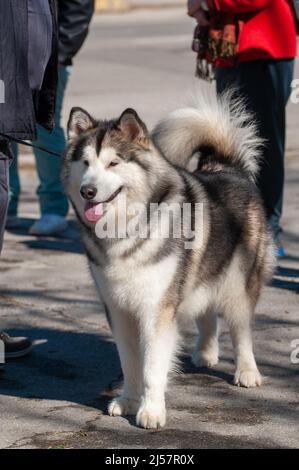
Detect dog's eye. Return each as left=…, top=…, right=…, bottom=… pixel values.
left=109, top=161, right=119, bottom=168
left=83, top=160, right=89, bottom=167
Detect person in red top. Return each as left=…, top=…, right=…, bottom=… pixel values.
left=188, top=0, right=298, bottom=257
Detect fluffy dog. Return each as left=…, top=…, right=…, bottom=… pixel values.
left=62, top=92, right=275, bottom=429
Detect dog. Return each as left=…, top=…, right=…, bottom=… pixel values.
left=62, top=92, right=276, bottom=429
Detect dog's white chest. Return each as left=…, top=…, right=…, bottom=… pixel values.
left=92, top=254, right=178, bottom=314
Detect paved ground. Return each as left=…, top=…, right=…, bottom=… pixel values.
left=0, top=8, right=299, bottom=449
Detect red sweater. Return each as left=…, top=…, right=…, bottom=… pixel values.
left=208, top=0, right=297, bottom=63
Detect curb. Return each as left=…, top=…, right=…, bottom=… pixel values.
left=95, top=0, right=185, bottom=12
left=95, top=0, right=129, bottom=12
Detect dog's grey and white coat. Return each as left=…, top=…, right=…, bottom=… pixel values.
left=62, top=92, right=276, bottom=429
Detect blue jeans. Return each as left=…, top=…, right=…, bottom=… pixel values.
left=0, top=142, right=11, bottom=252
left=8, top=66, right=70, bottom=217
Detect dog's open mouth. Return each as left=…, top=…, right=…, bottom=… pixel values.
left=84, top=187, right=122, bottom=224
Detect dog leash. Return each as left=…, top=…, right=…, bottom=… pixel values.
left=0, top=132, right=62, bottom=158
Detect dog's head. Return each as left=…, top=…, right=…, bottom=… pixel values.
left=63, top=107, right=156, bottom=225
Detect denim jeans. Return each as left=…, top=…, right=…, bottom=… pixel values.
left=216, top=59, right=295, bottom=241
left=0, top=142, right=12, bottom=252
left=0, top=159, right=8, bottom=252
left=8, top=66, right=70, bottom=217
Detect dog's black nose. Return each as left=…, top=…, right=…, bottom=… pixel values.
left=80, top=185, right=97, bottom=200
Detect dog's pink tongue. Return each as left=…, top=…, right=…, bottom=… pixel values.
left=84, top=202, right=104, bottom=223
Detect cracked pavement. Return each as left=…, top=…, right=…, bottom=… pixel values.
left=0, top=8, right=299, bottom=449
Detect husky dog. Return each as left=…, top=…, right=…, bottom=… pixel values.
left=62, top=93, right=275, bottom=429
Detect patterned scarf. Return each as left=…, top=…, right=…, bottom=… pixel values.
left=192, top=12, right=244, bottom=81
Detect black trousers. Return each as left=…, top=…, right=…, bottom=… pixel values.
left=216, top=59, right=294, bottom=241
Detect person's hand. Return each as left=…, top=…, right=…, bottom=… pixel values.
left=187, top=1, right=210, bottom=27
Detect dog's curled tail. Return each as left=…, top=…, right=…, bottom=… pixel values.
left=152, top=91, right=262, bottom=181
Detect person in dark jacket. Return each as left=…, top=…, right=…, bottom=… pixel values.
left=0, top=0, right=58, bottom=362
left=7, top=0, right=94, bottom=236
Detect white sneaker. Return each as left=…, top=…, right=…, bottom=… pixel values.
left=29, top=215, right=68, bottom=236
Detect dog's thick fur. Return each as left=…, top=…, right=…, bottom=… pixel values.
left=62, top=92, right=276, bottom=429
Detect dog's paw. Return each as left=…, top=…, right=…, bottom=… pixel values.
left=192, top=349, right=219, bottom=368
left=108, top=396, right=139, bottom=417
left=234, top=368, right=262, bottom=388
left=136, top=404, right=166, bottom=429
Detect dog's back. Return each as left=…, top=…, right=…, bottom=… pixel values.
left=152, top=90, right=276, bottom=296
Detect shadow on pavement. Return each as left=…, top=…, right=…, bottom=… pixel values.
left=5, top=218, right=83, bottom=254
left=0, top=326, right=298, bottom=442
left=272, top=266, right=299, bottom=292
left=0, top=288, right=99, bottom=309
left=22, top=238, right=83, bottom=254
left=0, top=327, right=120, bottom=412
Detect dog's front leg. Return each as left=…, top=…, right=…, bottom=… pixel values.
left=108, top=312, right=141, bottom=417
left=136, top=310, right=178, bottom=429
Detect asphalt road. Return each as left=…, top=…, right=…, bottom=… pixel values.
left=0, top=8, right=299, bottom=449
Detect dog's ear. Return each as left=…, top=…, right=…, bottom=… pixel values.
left=117, top=108, right=149, bottom=143
left=67, top=107, right=96, bottom=140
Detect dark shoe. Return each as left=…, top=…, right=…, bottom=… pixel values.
left=0, top=332, right=33, bottom=359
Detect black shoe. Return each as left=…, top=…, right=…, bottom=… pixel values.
left=0, top=332, right=33, bottom=359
